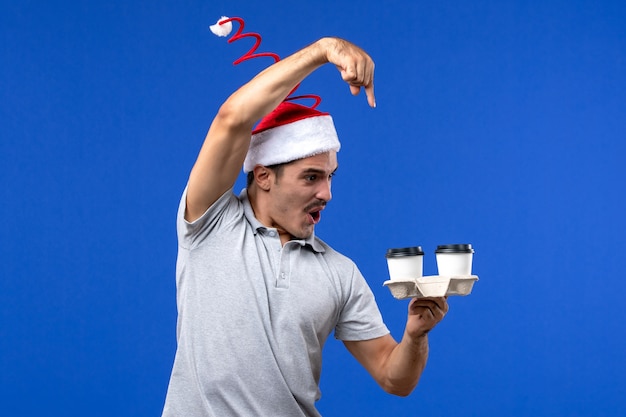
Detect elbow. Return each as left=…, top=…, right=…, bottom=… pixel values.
left=387, top=387, right=416, bottom=398
left=216, top=92, right=259, bottom=133
left=381, top=380, right=418, bottom=397
left=215, top=101, right=244, bottom=129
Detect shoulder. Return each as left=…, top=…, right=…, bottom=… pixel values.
left=313, top=236, right=347, bottom=259
left=177, top=187, right=244, bottom=249
left=312, top=236, right=360, bottom=274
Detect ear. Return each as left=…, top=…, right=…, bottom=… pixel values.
left=252, top=165, right=273, bottom=191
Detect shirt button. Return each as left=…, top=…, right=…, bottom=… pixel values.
left=268, top=231, right=276, bottom=237
left=280, top=273, right=286, bottom=279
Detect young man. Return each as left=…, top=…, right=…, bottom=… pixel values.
left=162, top=36, right=448, bottom=417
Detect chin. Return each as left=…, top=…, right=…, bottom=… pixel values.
left=292, top=227, right=314, bottom=240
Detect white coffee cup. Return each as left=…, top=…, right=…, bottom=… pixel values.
left=386, top=246, right=424, bottom=281
left=435, top=244, right=474, bottom=277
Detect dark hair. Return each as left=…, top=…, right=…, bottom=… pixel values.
left=246, top=163, right=287, bottom=187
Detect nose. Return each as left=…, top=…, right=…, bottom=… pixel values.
left=316, top=178, right=332, bottom=202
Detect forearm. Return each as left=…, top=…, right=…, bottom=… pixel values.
left=217, top=34, right=374, bottom=132
left=381, top=333, right=429, bottom=396
left=379, top=296, right=448, bottom=396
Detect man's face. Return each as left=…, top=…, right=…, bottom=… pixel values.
left=265, top=151, right=338, bottom=242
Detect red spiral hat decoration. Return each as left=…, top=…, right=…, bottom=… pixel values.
left=210, top=16, right=340, bottom=173
left=211, top=16, right=321, bottom=108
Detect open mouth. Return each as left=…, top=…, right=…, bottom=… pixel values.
left=310, top=210, right=321, bottom=224
left=305, top=201, right=326, bottom=225
left=307, top=208, right=322, bottom=224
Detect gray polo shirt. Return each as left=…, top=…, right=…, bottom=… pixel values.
left=162, top=188, right=389, bottom=417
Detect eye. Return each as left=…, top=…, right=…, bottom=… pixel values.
left=305, top=174, right=317, bottom=181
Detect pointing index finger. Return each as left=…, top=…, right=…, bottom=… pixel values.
left=364, top=82, right=376, bottom=108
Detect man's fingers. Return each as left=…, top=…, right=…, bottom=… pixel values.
left=355, top=58, right=367, bottom=85
left=347, top=84, right=376, bottom=107
left=363, top=61, right=375, bottom=107
left=426, top=296, right=449, bottom=313
left=417, top=306, right=434, bottom=319
left=341, top=65, right=357, bottom=84
left=341, top=60, right=367, bottom=81
left=410, top=297, right=448, bottom=319
left=364, top=83, right=376, bottom=108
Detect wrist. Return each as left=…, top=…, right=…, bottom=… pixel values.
left=313, top=37, right=338, bottom=64
left=403, top=331, right=429, bottom=350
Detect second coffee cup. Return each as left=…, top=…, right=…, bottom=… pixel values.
left=435, top=244, right=474, bottom=276
left=386, top=246, right=424, bottom=281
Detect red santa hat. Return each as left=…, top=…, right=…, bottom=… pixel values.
left=211, top=16, right=340, bottom=173
left=243, top=101, right=340, bottom=173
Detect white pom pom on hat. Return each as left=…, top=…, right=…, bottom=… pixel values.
left=210, top=16, right=232, bottom=37
left=243, top=102, right=341, bottom=173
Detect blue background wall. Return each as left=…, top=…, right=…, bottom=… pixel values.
left=1, top=1, right=625, bottom=416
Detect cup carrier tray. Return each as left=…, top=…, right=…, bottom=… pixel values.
left=383, top=275, right=478, bottom=300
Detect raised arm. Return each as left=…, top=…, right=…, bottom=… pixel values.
left=184, top=37, right=376, bottom=222
left=344, top=297, right=448, bottom=396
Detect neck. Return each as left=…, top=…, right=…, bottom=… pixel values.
left=247, top=186, right=294, bottom=246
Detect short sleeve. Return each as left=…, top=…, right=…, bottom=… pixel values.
left=334, top=264, right=389, bottom=341
left=176, top=187, right=240, bottom=250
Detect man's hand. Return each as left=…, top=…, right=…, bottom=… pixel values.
left=405, top=297, right=449, bottom=340
left=319, top=37, right=376, bottom=108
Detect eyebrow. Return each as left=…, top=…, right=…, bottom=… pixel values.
left=300, top=166, right=338, bottom=176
